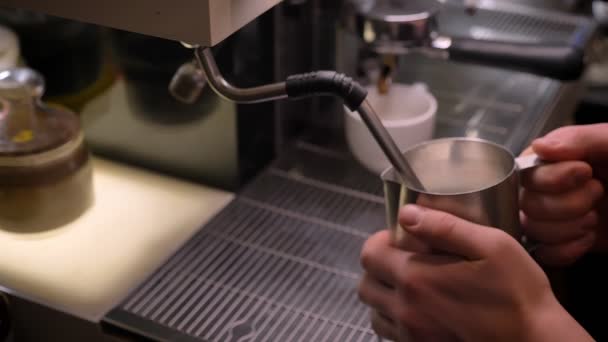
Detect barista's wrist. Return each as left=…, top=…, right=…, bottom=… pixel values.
left=523, top=295, right=594, bottom=342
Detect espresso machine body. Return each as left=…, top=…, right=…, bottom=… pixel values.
left=0, top=1, right=602, bottom=341
left=0, top=5, right=283, bottom=191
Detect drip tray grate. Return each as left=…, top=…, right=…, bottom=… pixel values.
left=106, top=146, right=386, bottom=342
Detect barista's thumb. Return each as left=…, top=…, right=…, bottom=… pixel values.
left=533, top=124, right=608, bottom=163
left=398, top=205, right=499, bottom=260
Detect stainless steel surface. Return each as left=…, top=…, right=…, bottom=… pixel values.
left=515, top=153, right=544, bottom=171
left=382, top=138, right=523, bottom=246
left=195, top=47, right=288, bottom=104
left=357, top=99, right=426, bottom=190
left=331, top=0, right=589, bottom=144
left=347, top=0, right=441, bottom=54
left=344, top=0, right=595, bottom=79
left=386, top=55, right=582, bottom=153
left=0, top=0, right=283, bottom=46
left=482, top=0, right=580, bottom=12
left=437, top=0, right=592, bottom=43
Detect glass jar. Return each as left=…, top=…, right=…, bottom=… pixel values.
left=0, top=68, right=93, bottom=232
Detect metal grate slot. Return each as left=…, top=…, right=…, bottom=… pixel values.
left=114, top=192, right=381, bottom=341
left=240, top=172, right=386, bottom=235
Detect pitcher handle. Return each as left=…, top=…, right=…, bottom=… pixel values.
left=515, top=153, right=548, bottom=171
left=514, top=153, right=549, bottom=254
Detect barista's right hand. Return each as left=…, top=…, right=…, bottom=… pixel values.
left=521, top=124, right=608, bottom=266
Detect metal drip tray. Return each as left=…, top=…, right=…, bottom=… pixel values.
left=105, top=145, right=385, bottom=342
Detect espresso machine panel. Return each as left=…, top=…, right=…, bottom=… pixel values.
left=0, top=0, right=282, bottom=45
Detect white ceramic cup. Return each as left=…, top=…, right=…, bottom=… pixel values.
left=345, top=82, right=438, bottom=175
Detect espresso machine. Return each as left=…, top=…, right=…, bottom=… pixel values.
left=0, top=1, right=601, bottom=341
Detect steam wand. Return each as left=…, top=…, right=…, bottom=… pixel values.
left=189, top=46, right=426, bottom=191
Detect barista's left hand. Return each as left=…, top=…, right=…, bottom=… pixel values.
left=358, top=205, right=593, bottom=342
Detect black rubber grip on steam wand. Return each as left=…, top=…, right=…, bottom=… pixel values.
left=285, top=71, right=368, bottom=111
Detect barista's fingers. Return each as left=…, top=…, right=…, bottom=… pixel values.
left=521, top=179, right=604, bottom=220
left=532, top=124, right=608, bottom=163
left=393, top=233, right=433, bottom=254
left=521, top=211, right=599, bottom=245
left=520, top=146, right=535, bottom=156
left=398, top=205, right=503, bottom=260
left=370, top=310, right=399, bottom=341
left=361, top=231, right=405, bottom=286
left=534, top=231, right=597, bottom=266
left=520, top=161, right=592, bottom=194
left=359, top=273, right=395, bottom=312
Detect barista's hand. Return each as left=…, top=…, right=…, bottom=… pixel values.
left=521, top=124, right=608, bottom=266
left=358, top=205, right=594, bottom=342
